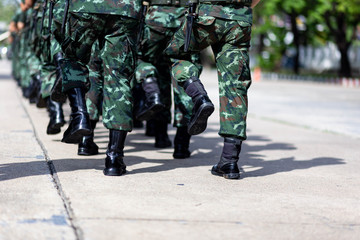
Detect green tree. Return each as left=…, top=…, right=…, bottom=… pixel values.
left=314, top=0, right=360, bottom=77
left=0, top=0, right=17, bottom=24
left=253, top=0, right=319, bottom=74
left=254, top=0, right=360, bottom=77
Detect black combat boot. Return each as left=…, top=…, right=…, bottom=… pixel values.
left=46, top=97, right=66, bottom=135
left=36, top=93, right=48, bottom=108
left=145, top=119, right=156, bottom=136
left=173, top=126, right=191, bottom=159
left=154, top=120, right=172, bottom=148
left=61, top=87, right=92, bottom=143
left=135, top=77, right=165, bottom=121
left=183, top=77, right=214, bottom=135
left=211, top=137, right=242, bottom=179
left=78, top=120, right=99, bottom=155
left=28, top=73, right=42, bottom=104
left=51, top=52, right=67, bottom=103
left=103, top=129, right=127, bottom=176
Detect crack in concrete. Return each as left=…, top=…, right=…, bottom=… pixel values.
left=18, top=89, right=83, bottom=240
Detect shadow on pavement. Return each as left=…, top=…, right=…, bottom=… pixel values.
left=0, top=125, right=345, bottom=181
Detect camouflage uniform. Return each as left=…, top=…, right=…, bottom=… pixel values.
left=39, top=0, right=63, bottom=99
left=56, top=0, right=141, bottom=131
left=165, top=0, right=255, bottom=179
left=10, top=10, right=23, bottom=83
left=166, top=2, right=253, bottom=140
left=86, top=41, right=104, bottom=122
left=135, top=3, right=200, bottom=128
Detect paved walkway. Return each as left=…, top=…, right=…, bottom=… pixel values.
left=0, top=59, right=359, bottom=239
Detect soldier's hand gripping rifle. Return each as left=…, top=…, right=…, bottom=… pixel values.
left=184, top=1, right=197, bottom=52
left=137, top=1, right=149, bottom=48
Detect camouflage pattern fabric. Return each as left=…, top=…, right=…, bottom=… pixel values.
left=165, top=3, right=253, bottom=139
left=135, top=5, right=200, bottom=127
left=70, top=0, right=141, bottom=18
left=58, top=12, right=138, bottom=131
left=86, top=41, right=104, bottom=121
left=39, top=0, right=64, bottom=99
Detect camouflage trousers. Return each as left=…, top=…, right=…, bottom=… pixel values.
left=39, top=1, right=65, bottom=99
left=86, top=41, right=104, bottom=121
left=166, top=15, right=252, bottom=140
left=135, top=6, right=200, bottom=127
left=60, top=12, right=137, bottom=131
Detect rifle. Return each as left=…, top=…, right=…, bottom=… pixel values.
left=61, top=0, right=70, bottom=35
left=40, top=0, right=48, bottom=34
left=48, top=0, right=55, bottom=34
left=137, top=1, right=149, bottom=47
left=184, top=2, right=197, bottom=52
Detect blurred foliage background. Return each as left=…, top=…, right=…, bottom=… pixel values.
left=1, top=0, right=360, bottom=77
left=252, top=0, right=360, bottom=77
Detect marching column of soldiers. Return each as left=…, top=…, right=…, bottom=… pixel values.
left=8, top=0, right=261, bottom=179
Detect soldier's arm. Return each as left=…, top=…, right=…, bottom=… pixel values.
left=251, top=0, right=261, bottom=8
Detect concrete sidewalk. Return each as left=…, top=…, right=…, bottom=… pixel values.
left=0, top=59, right=359, bottom=240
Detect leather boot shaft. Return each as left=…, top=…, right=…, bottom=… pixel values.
left=136, top=77, right=165, bottom=121
left=220, top=137, right=242, bottom=164
left=46, top=98, right=66, bottom=135
left=78, top=120, right=99, bottom=156
left=183, top=77, right=208, bottom=101
left=183, top=77, right=214, bottom=135
left=67, top=87, right=88, bottom=114
left=61, top=87, right=91, bottom=143
left=211, top=137, right=242, bottom=179
left=106, top=129, right=127, bottom=156
left=154, top=120, right=171, bottom=148
left=173, top=126, right=191, bottom=159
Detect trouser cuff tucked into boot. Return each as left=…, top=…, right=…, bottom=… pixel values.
left=61, top=87, right=91, bottom=143
left=135, top=77, right=165, bottom=121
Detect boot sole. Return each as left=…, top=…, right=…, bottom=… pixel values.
left=61, top=128, right=92, bottom=144
left=173, top=153, right=191, bottom=159
left=103, top=168, right=126, bottom=176
left=77, top=148, right=99, bottom=156
left=188, top=103, right=214, bottom=135
left=47, top=122, right=66, bottom=135
left=136, top=103, right=165, bottom=121
left=211, top=170, right=240, bottom=180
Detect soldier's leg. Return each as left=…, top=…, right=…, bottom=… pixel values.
left=152, top=57, right=172, bottom=148
left=134, top=25, right=166, bottom=122
left=101, top=16, right=137, bottom=176
left=210, top=22, right=252, bottom=180
left=41, top=63, right=66, bottom=135
left=134, top=60, right=164, bottom=122
left=170, top=58, right=214, bottom=136
left=57, top=12, right=104, bottom=144
left=78, top=41, right=104, bottom=156
left=172, top=69, right=193, bottom=159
